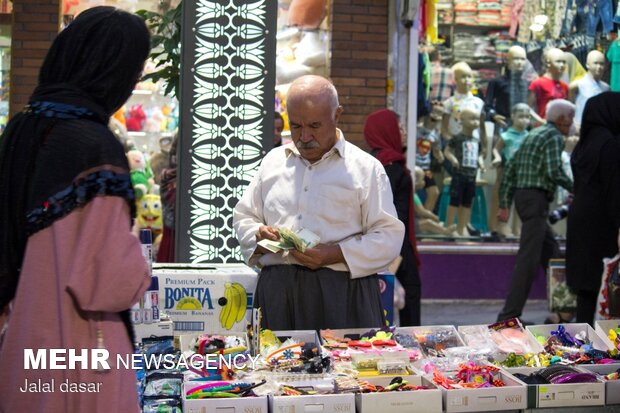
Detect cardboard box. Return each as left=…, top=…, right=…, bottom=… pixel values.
left=134, top=319, right=174, bottom=342
left=183, top=381, right=267, bottom=413
left=441, top=370, right=527, bottom=412
left=594, top=319, right=620, bottom=350
left=575, top=363, right=620, bottom=405
left=270, top=393, right=355, bottom=413
left=153, top=263, right=257, bottom=333
left=178, top=332, right=249, bottom=353
left=524, top=323, right=618, bottom=375
left=356, top=375, right=442, bottom=413
left=273, top=330, right=321, bottom=345
left=526, top=323, right=613, bottom=352
left=508, top=366, right=605, bottom=408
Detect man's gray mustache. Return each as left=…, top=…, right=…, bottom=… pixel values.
left=295, top=140, right=320, bottom=149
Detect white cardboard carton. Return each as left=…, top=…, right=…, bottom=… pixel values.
left=270, top=393, right=355, bottom=413
left=526, top=323, right=613, bottom=352
left=508, top=366, right=605, bottom=408
left=576, top=363, right=620, bottom=405
left=594, top=319, right=620, bottom=350
left=178, top=332, right=250, bottom=353
left=525, top=323, right=615, bottom=375
left=356, top=375, right=442, bottom=413
left=134, top=319, right=174, bottom=342
left=183, top=380, right=267, bottom=413
left=440, top=370, right=527, bottom=412
left=153, top=263, right=257, bottom=333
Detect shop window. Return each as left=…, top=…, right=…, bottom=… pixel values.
left=275, top=0, right=331, bottom=145
left=418, top=1, right=595, bottom=243
left=0, top=19, right=9, bottom=133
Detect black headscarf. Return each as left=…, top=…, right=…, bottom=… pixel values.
left=0, top=7, right=149, bottom=320
left=572, top=92, right=620, bottom=183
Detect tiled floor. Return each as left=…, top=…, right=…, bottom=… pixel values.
left=420, top=299, right=550, bottom=326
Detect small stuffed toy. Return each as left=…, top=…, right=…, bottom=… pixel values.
left=113, top=106, right=126, bottom=127
left=137, top=193, right=163, bottom=236
left=144, top=107, right=165, bottom=133
left=126, top=104, right=146, bottom=132
left=127, top=149, right=154, bottom=200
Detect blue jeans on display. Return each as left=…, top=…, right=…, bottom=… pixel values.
left=587, top=0, right=613, bottom=36
left=563, top=0, right=588, bottom=35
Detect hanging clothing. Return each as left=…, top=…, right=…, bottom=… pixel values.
left=426, top=0, right=439, bottom=43
left=587, top=0, right=614, bottom=36
left=517, top=0, right=539, bottom=43
left=429, top=62, right=455, bottom=102
left=606, top=41, right=620, bottom=92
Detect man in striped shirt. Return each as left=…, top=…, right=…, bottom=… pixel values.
left=497, top=99, right=575, bottom=322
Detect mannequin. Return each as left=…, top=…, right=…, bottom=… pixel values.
left=414, top=167, right=457, bottom=236
left=444, top=108, right=486, bottom=236
left=416, top=102, right=443, bottom=211
left=528, top=48, right=568, bottom=120
left=441, top=62, right=485, bottom=141
left=491, top=103, right=531, bottom=237
left=484, top=46, right=531, bottom=129
left=569, top=50, right=609, bottom=127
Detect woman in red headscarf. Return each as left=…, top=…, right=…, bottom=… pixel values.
left=364, top=109, right=421, bottom=326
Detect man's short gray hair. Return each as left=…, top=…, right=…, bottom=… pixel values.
left=321, top=81, right=340, bottom=112
left=546, top=99, right=575, bottom=122
left=286, top=75, right=340, bottom=115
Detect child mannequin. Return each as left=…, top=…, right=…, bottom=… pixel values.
left=491, top=103, right=531, bottom=237
left=485, top=45, right=530, bottom=130
left=416, top=102, right=444, bottom=211
left=528, top=48, right=568, bottom=120
left=441, top=62, right=485, bottom=141
left=444, top=107, right=486, bottom=236
left=414, top=167, right=457, bottom=236
left=569, top=50, right=609, bottom=128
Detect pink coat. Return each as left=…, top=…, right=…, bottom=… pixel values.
left=0, top=197, right=150, bottom=412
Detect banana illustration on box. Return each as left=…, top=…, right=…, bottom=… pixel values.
left=219, top=282, right=248, bottom=330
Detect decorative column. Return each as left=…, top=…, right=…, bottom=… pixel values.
left=176, top=0, right=277, bottom=263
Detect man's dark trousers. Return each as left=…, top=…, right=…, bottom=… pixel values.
left=498, top=189, right=560, bottom=321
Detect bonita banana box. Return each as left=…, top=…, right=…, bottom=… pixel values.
left=153, top=264, right=258, bottom=334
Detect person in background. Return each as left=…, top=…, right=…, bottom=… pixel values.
left=497, top=99, right=575, bottom=322
left=274, top=111, right=284, bottom=147
left=0, top=7, right=151, bottom=411
left=567, top=92, right=620, bottom=325
left=364, top=109, right=422, bottom=326
left=233, top=75, right=404, bottom=330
